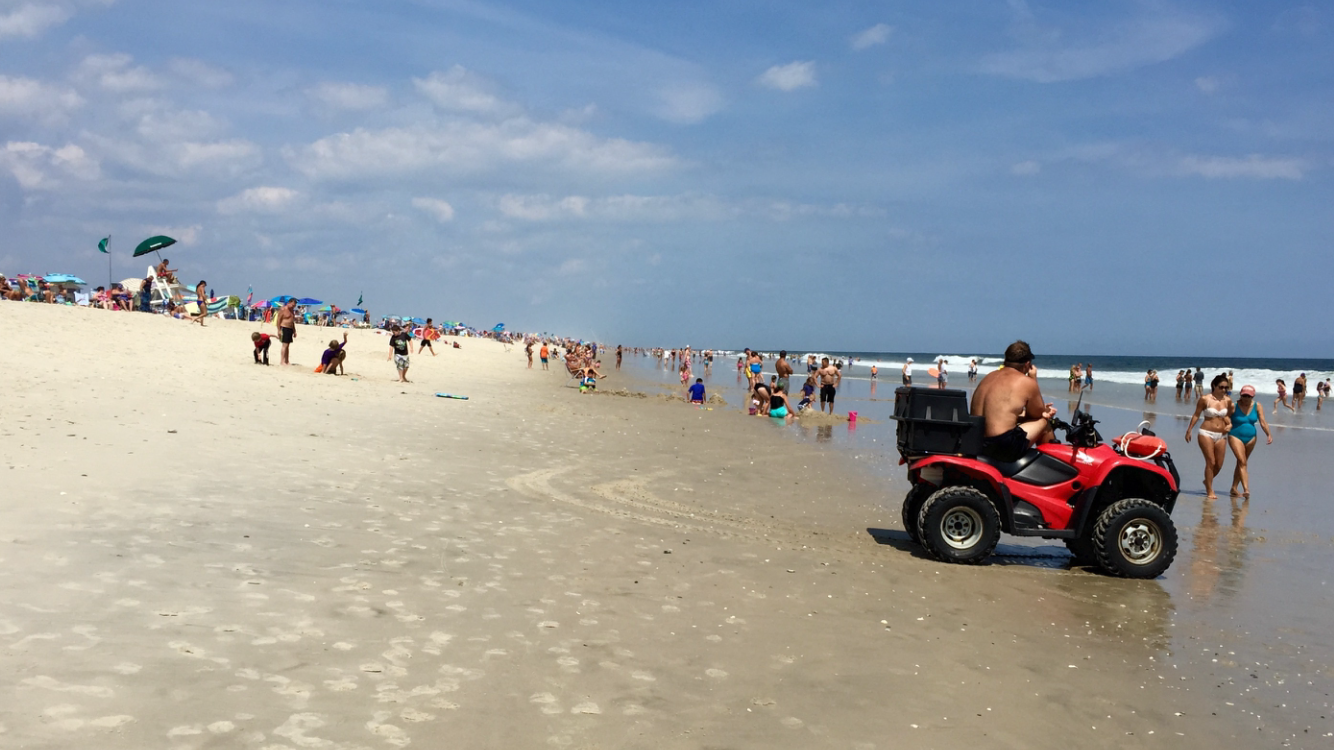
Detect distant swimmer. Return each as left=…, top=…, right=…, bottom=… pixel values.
left=870, top=365, right=878, bottom=380
left=902, top=358, right=913, bottom=386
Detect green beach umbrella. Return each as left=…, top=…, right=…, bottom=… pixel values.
left=132, top=235, right=177, bottom=262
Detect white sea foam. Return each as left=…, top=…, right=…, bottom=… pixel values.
left=1034, top=368, right=1332, bottom=396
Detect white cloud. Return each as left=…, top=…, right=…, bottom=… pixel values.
left=308, top=81, right=388, bottom=111
left=1178, top=155, right=1304, bottom=180
left=981, top=4, right=1221, bottom=83
left=653, top=83, right=724, bottom=124
left=1194, top=76, right=1219, bottom=94
left=217, top=186, right=300, bottom=214
left=851, top=23, right=893, bottom=50
left=0, top=74, right=84, bottom=119
left=497, top=194, right=589, bottom=221
left=168, top=58, right=234, bottom=89
left=0, top=3, right=70, bottom=38
left=757, top=61, right=817, bottom=91
left=1011, top=160, right=1041, bottom=175
left=76, top=53, right=162, bottom=92
left=290, top=119, right=675, bottom=180
left=0, top=141, right=99, bottom=188
left=88, top=132, right=262, bottom=177
left=135, top=108, right=227, bottom=142
left=492, top=193, right=883, bottom=223
left=413, top=66, right=519, bottom=116
left=144, top=224, right=201, bottom=246
left=412, top=197, right=455, bottom=222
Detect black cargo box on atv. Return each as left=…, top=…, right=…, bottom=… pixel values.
left=891, top=387, right=984, bottom=457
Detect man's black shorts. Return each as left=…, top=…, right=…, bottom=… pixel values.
left=981, top=426, right=1030, bottom=463
left=280, top=327, right=294, bottom=344
left=820, top=384, right=836, bottom=404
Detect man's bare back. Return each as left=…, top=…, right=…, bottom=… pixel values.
left=971, top=367, right=1047, bottom=438
left=970, top=346, right=1057, bottom=464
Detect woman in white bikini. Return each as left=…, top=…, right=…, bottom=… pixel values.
left=1185, top=374, right=1233, bottom=500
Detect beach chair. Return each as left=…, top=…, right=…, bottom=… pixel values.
left=74, top=291, right=90, bottom=307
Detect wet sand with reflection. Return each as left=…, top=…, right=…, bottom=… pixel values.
left=623, top=355, right=1334, bottom=745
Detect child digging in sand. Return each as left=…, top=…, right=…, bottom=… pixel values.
left=318, top=333, right=348, bottom=375
left=251, top=332, right=272, bottom=365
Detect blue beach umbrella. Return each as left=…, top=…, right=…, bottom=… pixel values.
left=44, top=273, right=87, bottom=285
left=297, top=297, right=322, bottom=305
left=410, top=317, right=425, bottom=324
left=350, top=308, right=367, bottom=315
left=270, top=295, right=295, bottom=304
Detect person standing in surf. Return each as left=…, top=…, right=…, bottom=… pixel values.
left=1083, top=363, right=1093, bottom=391
left=1227, top=385, right=1272, bottom=499
left=902, top=358, right=913, bottom=386
left=968, top=359, right=978, bottom=383
left=817, top=357, right=841, bottom=414
left=1186, top=374, right=1233, bottom=500
left=775, top=350, right=793, bottom=394
left=1293, top=373, right=1308, bottom=410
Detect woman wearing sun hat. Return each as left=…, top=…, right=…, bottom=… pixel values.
left=1228, top=385, right=1273, bottom=499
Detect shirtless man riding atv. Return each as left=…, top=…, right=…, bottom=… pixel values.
left=970, top=340, right=1057, bottom=462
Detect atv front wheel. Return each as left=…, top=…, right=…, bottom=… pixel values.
left=1091, top=498, right=1178, bottom=579
left=917, top=486, right=1000, bottom=564
left=901, top=485, right=930, bottom=545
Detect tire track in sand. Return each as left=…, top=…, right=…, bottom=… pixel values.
left=506, top=466, right=853, bottom=553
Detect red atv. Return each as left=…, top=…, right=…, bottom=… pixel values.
left=891, top=388, right=1181, bottom=578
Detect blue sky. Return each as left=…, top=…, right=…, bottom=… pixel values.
left=0, top=0, right=1329, bottom=355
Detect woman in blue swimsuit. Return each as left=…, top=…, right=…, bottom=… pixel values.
left=1227, top=385, right=1272, bottom=499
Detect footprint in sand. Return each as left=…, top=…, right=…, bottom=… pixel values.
left=366, top=711, right=410, bottom=747
left=89, top=715, right=134, bottom=728
left=274, top=713, right=331, bottom=747
left=530, top=692, right=562, bottom=715
left=22, top=676, right=113, bottom=697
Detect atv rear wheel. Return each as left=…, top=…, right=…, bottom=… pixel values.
left=901, top=485, right=930, bottom=545
left=1092, top=498, right=1177, bottom=579
left=917, top=486, right=1000, bottom=564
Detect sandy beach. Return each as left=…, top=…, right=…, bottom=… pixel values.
left=0, top=303, right=1302, bottom=748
